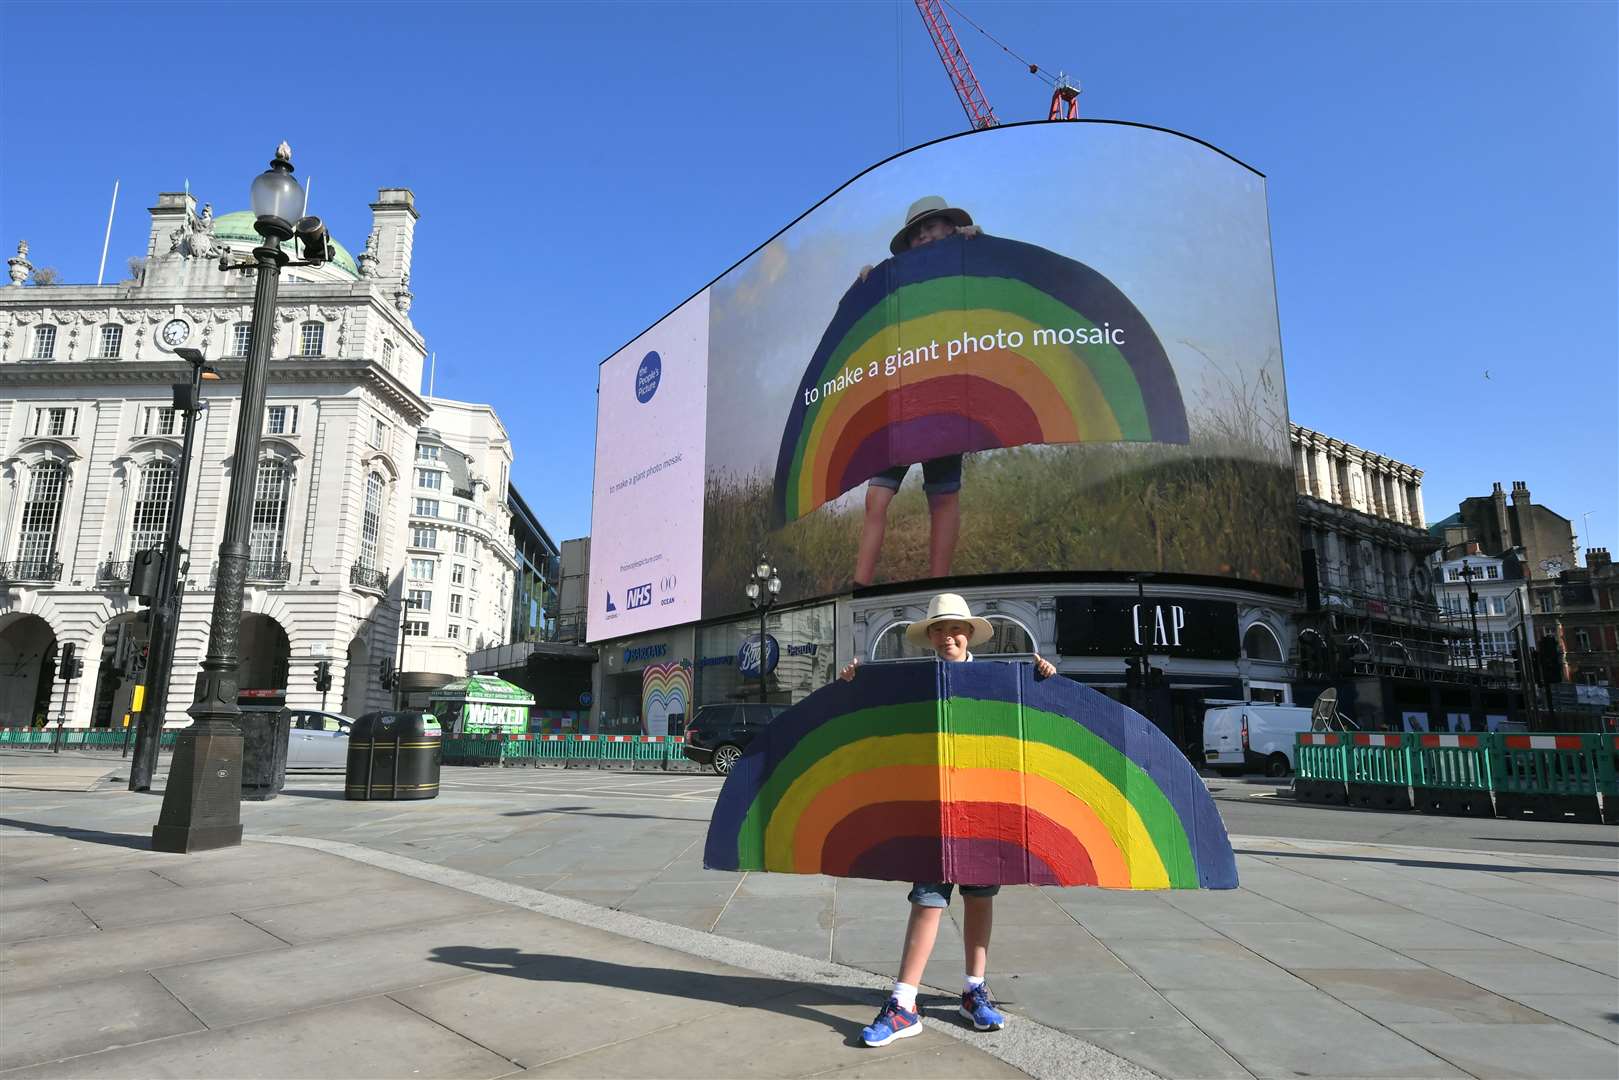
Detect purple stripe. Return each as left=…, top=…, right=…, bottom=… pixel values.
left=839, top=416, right=1000, bottom=493
left=846, top=836, right=1060, bottom=886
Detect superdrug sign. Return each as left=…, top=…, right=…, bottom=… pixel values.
left=1056, top=596, right=1239, bottom=661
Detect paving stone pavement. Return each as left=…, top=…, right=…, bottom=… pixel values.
left=1, top=759, right=1615, bottom=1078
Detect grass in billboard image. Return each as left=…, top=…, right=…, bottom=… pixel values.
left=702, top=122, right=1298, bottom=619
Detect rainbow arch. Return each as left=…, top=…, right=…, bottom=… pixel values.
left=704, top=661, right=1237, bottom=890
left=642, top=661, right=693, bottom=735
left=772, top=234, right=1189, bottom=524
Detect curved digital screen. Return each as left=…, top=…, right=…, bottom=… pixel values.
left=590, top=121, right=1297, bottom=642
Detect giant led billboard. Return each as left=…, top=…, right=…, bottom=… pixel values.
left=590, top=121, right=1298, bottom=642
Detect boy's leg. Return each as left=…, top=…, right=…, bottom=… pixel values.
left=855, top=480, right=900, bottom=586
left=897, top=901, right=945, bottom=986
left=962, top=893, right=993, bottom=978
left=925, top=491, right=961, bottom=578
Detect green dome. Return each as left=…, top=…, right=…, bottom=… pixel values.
left=210, top=210, right=360, bottom=278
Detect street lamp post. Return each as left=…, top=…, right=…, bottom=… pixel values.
left=153, top=143, right=331, bottom=853
left=129, top=349, right=218, bottom=791
left=745, top=558, right=782, bottom=704
left=1460, top=560, right=1484, bottom=672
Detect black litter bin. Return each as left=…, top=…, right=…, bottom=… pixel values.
left=240, top=706, right=290, bottom=801
left=346, top=710, right=442, bottom=800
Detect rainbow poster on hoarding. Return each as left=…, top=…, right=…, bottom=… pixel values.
left=641, top=660, right=693, bottom=737
left=772, top=233, right=1189, bottom=524
left=704, top=661, right=1237, bottom=890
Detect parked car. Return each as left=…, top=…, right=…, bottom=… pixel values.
left=682, top=703, right=790, bottom=775
left=284, top=709, right=354, bottom=770
left=1203, top=704, right=1313, bottom=777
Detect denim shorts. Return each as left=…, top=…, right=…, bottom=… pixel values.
left=908, top=882, right=1001, bottom=908
left=867, top=455, right=963, bottom=495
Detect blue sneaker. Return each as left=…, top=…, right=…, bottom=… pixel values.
left=861, top=997, right=922, bottom=1047
left=960, top=983, right=1005, bottom=1031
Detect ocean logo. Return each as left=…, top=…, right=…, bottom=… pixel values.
left=772, top=233, right=1189, bottom=523
left=737, top=634, right=780, bottom=679
left=703, top=661, right=1237, bottom=890
left=641, top=660, right=692, bottom=735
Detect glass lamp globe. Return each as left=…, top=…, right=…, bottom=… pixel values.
left=250, top=147, right=305, bottom=233
left=767, top=576, right=782, bottom=595
left=745, top=582, right=760, bottom=600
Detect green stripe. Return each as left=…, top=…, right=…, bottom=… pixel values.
left=733, top=697, right=1197, bottom=886
left=786, top=276, right=1148, bottom=519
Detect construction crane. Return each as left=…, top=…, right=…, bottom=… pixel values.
left=913, top=0, right=1079, bottom=129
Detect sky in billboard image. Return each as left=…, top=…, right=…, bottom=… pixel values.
left=701, top=122, right=1295, bottom=621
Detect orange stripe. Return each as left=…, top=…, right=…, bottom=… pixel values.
left=788, top=764, right=1131, bottom=887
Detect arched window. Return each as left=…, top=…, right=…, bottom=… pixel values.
left=249, top=459, right=290, bottom=568
left=359, top=472, right=384, bottom=570
left=130, top=460, right=176, bottom=555
left=18, top=461, right=67, bottom=570
left=870, top=614, right=1036, bottom=660
left=1242, top=623, right=1283, bottom=662
left=299, top=321, right=325, bottom=357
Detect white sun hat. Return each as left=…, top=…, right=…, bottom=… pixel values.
left=905, top=592, right=994, bottom=647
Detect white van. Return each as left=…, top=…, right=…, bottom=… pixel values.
left=1203, top=704, right=1314, bottom=777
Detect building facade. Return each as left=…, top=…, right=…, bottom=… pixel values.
left=1289, top=425, right=1520, bottom=730
left=395, top=398, right=516, bottom=703
left=0, top=186, right=512, bottom=728
left=507, top=484, right=560, bottom=645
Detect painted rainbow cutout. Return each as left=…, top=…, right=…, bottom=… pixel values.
left=772, top=233, right=1190, bottom=523
left=704, top=661, right=1237, bottom=890
left=641, top=661, right=693, bottom=735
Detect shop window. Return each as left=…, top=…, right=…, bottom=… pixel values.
left=1242, top=623, right=1283, bottom=662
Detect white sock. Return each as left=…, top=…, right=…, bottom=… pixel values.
left=892, top=981, right=918, bottom=1011
left=964, top=975, right=985, bottom=993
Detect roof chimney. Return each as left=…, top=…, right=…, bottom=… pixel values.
left=1589, top=547, right=1611, bottom=571
left=1491, top=482, right=1510, bottom=548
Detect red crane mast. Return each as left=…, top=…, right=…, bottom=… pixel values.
left=914, top=0, right=999, bottom=131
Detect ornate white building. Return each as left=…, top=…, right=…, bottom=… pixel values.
left=0, top=186, right=514, bottom=727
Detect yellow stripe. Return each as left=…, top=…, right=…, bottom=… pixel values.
left=798, top=307, right=1121, bottom=511
left=761, top=733, right=1168, bottom=888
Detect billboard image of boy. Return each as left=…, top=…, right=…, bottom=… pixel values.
left=853, top=196, right=982, bottom=588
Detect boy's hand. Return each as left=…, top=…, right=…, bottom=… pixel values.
left=856, top=264, right=875, bottom=283
left=1032, top=654, right=1056, bottom=680
left=959, top=225, right=983, bottom=239
left=838, top=659, right=860, bottom=682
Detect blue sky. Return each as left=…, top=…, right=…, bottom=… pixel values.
left=2, top=1, right=1614, bottom=554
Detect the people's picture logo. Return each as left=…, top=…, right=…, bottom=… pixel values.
left=635, top=350, right=662, bottom=403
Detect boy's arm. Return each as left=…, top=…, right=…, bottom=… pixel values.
left=1032, top=653, right=1056, bottom=680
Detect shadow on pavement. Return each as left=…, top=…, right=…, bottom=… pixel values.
left=1235, top=846, right=1619, bottom=879
left=0, top=817, right=150, bottom=850
left=429, top=945, right=878, bottom=1046
left=1468, top=836, right=1619, bottom=849
left=501, top=806, right=690, bottom=821
left=279, top=787, right=349, bottom=800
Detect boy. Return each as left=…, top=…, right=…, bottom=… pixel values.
left=852, top=196, right=982, bottom=588
left=838, top=592, right=1057, bottom=1046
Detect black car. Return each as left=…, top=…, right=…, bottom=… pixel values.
left=682, top=702, right=790, bottom=775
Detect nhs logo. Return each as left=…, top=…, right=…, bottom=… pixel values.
left=626, top=583, right=653, bottom=610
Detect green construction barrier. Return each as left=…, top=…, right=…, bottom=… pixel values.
left=565, top=736, right=603, bottom=766
left=1292, top=733, right=1349, bottom=806
left=1493, top=733, right=1605, bottom=823
left=1345, top=733, right=1413, bottom=811
left=1600, top=734, right=1619, bottom=825
left=442, top=736, right=502, bottom=767
left=1408, top=733, right=1495, bottom=817
left=598, top=738, right=634, bottom=768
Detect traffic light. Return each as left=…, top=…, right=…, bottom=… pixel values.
left=314, top=660, right=332, bottom=693
left=129, top=548, right=162, bottom=604
left=58, top=642, right=82, bottom=682
left=1124, top=656, right=1143, bottom=690
left=379, top=658, right=394, bottom=690
left=1537, top=635, right=1564, bottom=684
